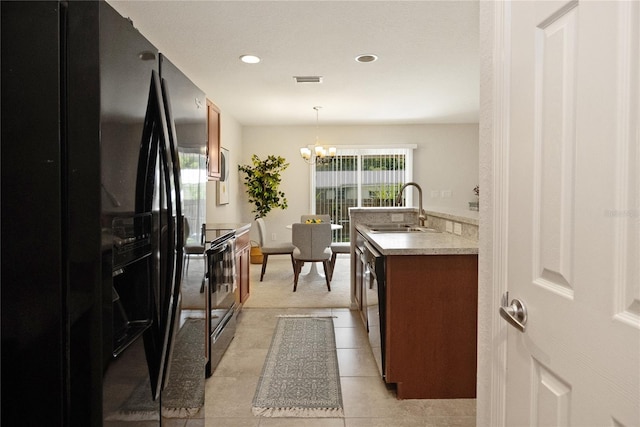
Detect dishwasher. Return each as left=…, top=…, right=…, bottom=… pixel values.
left=364, top=240, right=386, bottom=380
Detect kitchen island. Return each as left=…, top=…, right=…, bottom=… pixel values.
left=351, top=208, right=478, bottom=400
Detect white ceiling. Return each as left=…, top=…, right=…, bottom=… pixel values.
left=107, top=0, right=479, bottom=126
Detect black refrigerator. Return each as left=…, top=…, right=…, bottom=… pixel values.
left=1, top=1, right=207, bottom=425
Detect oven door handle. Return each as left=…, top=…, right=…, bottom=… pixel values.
left=208, top=242, right=228, bottom=255
left=363, top=241, right=381, bottom=258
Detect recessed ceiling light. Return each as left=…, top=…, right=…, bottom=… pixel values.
left=240, top=54, right=261, bottom=64
left=355, top=54, right=378, bottom=63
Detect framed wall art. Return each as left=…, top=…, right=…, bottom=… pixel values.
left=216, top=147, right=230, bottom=205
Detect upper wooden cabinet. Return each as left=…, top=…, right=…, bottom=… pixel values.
left=207, top=99, right=221, bottom=180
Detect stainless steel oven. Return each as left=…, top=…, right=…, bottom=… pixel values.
left=364, top=240, right=386, bottom=380
left=205, top=232, right=237, bottom=377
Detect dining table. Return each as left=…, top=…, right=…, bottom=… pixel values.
left=285, top=223, right=343, bottom=231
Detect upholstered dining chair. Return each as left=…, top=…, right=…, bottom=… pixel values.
left=256, top=218, right=295, bottom=281
left=330, top=241, right=350, bottom=271
left=183, top=218, right=205, bottom=274
left=291, top=222, right=333, bottom=291
left=300, top=214, right=331, bottom=223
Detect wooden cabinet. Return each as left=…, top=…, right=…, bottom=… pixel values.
left=235, top=230, right=251, bottom=304
left=384, top=254, right=478, bottom=399
left=206, top=99, right=221, bottom=180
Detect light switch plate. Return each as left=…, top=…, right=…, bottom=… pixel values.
left=446, top=221, right=453, bottom=233
left=441, top=190, right=452, bottom=198
left=391, top=213, right=404, bottom=222
left=453, top=223, right=462, bottom=235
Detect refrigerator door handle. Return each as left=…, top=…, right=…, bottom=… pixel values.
left=134, top=70, right=179, bottom=401
left=158, top=77, right=185, bottom=392
left=134, top=70, right=171, bottom=400
left=160, top=78, right=184, bottom=253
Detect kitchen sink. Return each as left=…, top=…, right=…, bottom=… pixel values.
left=366, top=224, right=440, bottom=233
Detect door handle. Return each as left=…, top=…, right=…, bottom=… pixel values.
left=499, top=292, right=527, bottom=332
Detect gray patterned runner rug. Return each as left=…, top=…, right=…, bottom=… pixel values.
left=252, top=316, right=344, bottom=417
left=105, top=318, right=205, bottom=421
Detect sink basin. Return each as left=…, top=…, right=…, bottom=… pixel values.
left=366, top=224, right=440, bottom=233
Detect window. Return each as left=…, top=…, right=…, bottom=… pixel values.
left=313, top=146, right=415, bottom=241
left=179, top=150, right=207, bottom=244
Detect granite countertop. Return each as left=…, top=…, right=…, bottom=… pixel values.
left=349, top=206, right=478, bottom=226
left=205, top=222, right=251, bottom=237
left=356, top=223, right=478, bottom=256
left=425, top=207, right=479, bottom=226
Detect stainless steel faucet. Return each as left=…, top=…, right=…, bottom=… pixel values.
left=395, top=182, right=426, bottom=226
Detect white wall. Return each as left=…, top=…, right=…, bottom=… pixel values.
left=239, top=124, right=479, bottom=243
left=205, top=111, right=245, bottom=224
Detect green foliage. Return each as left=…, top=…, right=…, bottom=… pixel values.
left=371, top=183, right=402, bottom=203
left=238, top=155, right=289, bottom=220
left=315, top=156, right=341, bottom=171
left=180, top=156, right=199, bottom=169
left=363, top=156, right=405, bottom=171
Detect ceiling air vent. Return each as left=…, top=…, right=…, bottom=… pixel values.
left=293, top=76, right=323, bottom=84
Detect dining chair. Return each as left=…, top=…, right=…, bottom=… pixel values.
left=300, top=214, right=331, bottom=223
left=256, top=218, right=295, bottom=281
left=330, top=241, right=350, bottom=270
left=291, top=222, right=333, bottom=291
left=183, top=219, right=206, bottom=274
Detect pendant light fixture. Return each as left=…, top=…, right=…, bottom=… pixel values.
left=300, top=106, right=336, bottom=165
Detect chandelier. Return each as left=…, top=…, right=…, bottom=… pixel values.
left=299, top=106, right=336, bottom=165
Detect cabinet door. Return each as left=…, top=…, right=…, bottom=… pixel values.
left=238, top=244, right=250, bottom=303
left=386, top=254, right=477, bottom=399
left=235, top=231, right=251, bottom=304
left=206, top=99, right=221, bottom=180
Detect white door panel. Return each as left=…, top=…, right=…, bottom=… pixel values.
left=504, top=1, right=640, bottom=426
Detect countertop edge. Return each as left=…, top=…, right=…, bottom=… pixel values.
left=381, top=247, right=479, bottom=256
left=356, top=223, right=478, bottom=256
left=206, top=222, right=252, bottom=235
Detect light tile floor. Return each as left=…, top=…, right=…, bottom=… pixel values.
left=203, top=306, right=476, bottom=427
left=114, top=257, right=474, bottom=427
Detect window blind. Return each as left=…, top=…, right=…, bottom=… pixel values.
left=313, top=146, right=414, bottom=242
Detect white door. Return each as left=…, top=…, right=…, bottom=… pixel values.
left=503, top=1, right=640, bottom=425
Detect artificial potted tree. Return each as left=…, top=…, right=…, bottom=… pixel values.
left=238, top=154, right=290, bottom=263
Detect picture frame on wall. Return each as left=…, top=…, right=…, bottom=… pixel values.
left=217, top=147, right=230, bottom=205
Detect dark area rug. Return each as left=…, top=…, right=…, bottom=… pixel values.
left=252, top=316, right=344, bottom=417
left=162, top=318, right=205, bottom=417
left=106, top=318, right=205, bottom=420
